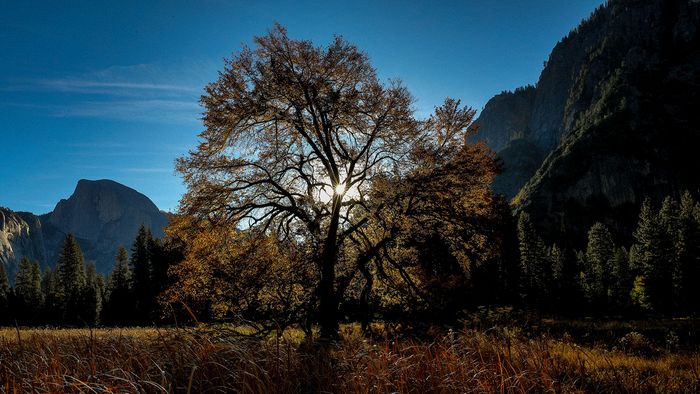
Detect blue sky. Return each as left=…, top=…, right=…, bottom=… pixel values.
left=0, top=0, right=604, bottom=213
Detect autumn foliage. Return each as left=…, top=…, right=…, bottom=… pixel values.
left=170, top=25, right=502, bottom=336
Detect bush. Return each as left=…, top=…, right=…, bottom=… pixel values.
left=618, top=331, right=655, bottom=356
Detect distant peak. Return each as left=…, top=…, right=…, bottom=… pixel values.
left=74, top=179, right=138, bottom=193
left=77, top=179, right=121, bottom=186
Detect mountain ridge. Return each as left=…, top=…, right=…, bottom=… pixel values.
left=0, top=179, right=169, bottom=276
left=474, top=0, right=700, bottom=243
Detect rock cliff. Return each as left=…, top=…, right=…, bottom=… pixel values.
left=474, top=0, right=700, bottom=243
left=0, top=208, right=45, bottom=279
left=0, top=180, right=168, bottom=275
left=472, top=86, right=536, bottom=153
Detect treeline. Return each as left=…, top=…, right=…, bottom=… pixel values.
left=160, top=192, right=700, bottom=329
left=2, top=191, right=697, bottom=328
left=517, top=191, right=700, bottom=315
left=0, top=226, right=181, bottom=326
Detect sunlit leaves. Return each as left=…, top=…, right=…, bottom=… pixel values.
left=173, top=25, right=502, bottom=330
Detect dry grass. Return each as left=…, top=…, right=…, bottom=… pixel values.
left=0, top=325, right=698, bottom=393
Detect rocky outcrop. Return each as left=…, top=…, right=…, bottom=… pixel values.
left=1, top=180, right=169, bottom=275
left=473, top=86, right=539, bottom=197
left=0, top=208, right=45, bottom=279
left=45, top=179, right=166, bottom=241
left=473, top=86, right=536, bottom=153
left=42, top=179, right=169, bottom=273
left=490, top=139, right=544, bottom=198
left=476, top=0, right=700, bottom=243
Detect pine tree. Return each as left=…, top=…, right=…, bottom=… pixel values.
left=81, top=263, right=101, bottom=325
left=551, top=244, right=564, bottom=282
left=112, top=246, right=132, bottom=289
left=675, top=191, right=700, bottom=313
left=149, top=237, right=169, bottom=299
left=41, top=267, right=60, bottom=324
left=56, top=234, right=86, bottom=325
left=13, top=258, right=43, bottom=324
left=14, top=257, right=33, bottom=299
left=549, top=244, right=581, bottom=311
left=549, top=244, right=565, bottom=307
left=630, top=198, right=674, bottom=313
left=584, top=223, right=615, bottom=306
left=96, top=274, right=107, bottom=319
left=517, top=212, right=550, bottom=307
left=57, top=234, right=86, bottom=293
left=576, top=250, right=591, bottom=306
left=131, top=226, right=153, bottom=323
left=494, top=201, right=522, bottom=304
left=630, top=275, right=650, bottom=310
left=657, top=197, right=678, bottom=312
left=29, top=260, right=43, bottom=307
left=103, top=246, right=135, bottom=325
left=609, top=247, right=631, bottom=309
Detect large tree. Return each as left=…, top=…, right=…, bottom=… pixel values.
left=41, top=267, right=60, bottom=324
left=630, top=198, right=674, bottom=312
left=56, top=233, right=86, bottom=324
left=675, top=191, right=700, bottom=313
left=13, top=257, right=43, bottom=323
left=80, top=263, right=102, bottom=325
left=131, top=225, right=154, bottom=323
left=177, top=25, right=498, bottom=338
left=103, top=246, right=134, bottom=325
left=516, top=212, right=550, bottom=306
left=584, top=222, right=615, bottom=305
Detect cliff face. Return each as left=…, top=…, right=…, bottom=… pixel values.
left=475, top=0, right=700, bottom=242
left=1, top=180, right=169, bottom=275
left=490, top=139, right=544, bottom=198
left=0, top=208, right=45, bottom=279
left=45, top=179, right=166, bottom=241
left=473, top=86, right=541, bottom=197
left=42, top=179, right=169, bottom=273
left=473, top=86, right=536, bottom=153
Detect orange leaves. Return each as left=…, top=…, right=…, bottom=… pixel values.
left=173, top=25, right=507, bottom=329
left=164, top=215, right=315, bottom=324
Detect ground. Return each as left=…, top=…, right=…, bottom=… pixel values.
left=0, top=319, right=698, bottom=393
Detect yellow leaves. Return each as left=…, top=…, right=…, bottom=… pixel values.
left=172, top=25, right=510, bottom=327
left=164, top=214, right=315, bottom=321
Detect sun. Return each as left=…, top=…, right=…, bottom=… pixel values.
left=316, top=181, right=355, bottom=204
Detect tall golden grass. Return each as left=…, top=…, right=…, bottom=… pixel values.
left=0, top=325, right=697, bottom=393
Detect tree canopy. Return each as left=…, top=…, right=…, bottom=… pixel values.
left=174, top=25, right=500, bottom=338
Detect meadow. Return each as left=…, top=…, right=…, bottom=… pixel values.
left=0, top=320, right=698, bottom=393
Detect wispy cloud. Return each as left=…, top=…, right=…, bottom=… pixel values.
left=51, top=99, right=201, bottom=123
left=64, top=142, right=130, bottom=149
left=61, top=142, right=187, bottom=157
left=72, top=164, right=174, bottom=174
left=123, top=167, right=173, bottom=174
left=5, top=98, right=201, bottom=124
left=70, top=151, right=177, bottom=158
left=33, top=79, right=200, bottom=94
left=2, top=63, right=207, bottom=123
left=2, top=76, right=200, bottom=97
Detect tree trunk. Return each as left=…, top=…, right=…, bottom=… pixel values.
left=359, top=262, right=373, bottom=335
left=318, top=194, right=342, bottom=341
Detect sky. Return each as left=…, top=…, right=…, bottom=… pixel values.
left=0, top=0, right=605, bottom=214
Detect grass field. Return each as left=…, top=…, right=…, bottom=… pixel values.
left=0, top=323, right=698, bottom=393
